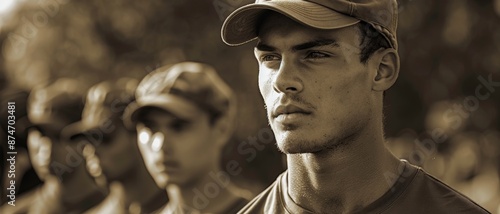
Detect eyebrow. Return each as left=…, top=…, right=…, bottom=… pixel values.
left=255, top=43, right=276, bottom=52
left=255, top=39, right=340, bottom=52
left=293, top=39, right=339, bottom=51
left=138, top=118, right=155, bottom=127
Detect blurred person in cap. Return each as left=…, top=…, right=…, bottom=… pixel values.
left=1, top=78, right=109, bottom=214
left=221, top=0, right=489, bottom=213
left=63, top=78, right=169, bottom=213
left=123, top=62, right=250, bottom=213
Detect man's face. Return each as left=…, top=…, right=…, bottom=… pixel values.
left=28, top=125, right=83, bottom=181
left=136, top=107, right=219, bottom=188
left=91, top=121, right=138, bottom=181
left=255, top=13, right=375, bottom=154
left=27, top=129, right=52, bottom=180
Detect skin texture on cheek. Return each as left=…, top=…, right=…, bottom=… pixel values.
left=97, top=132, right=137, bottom=180
left=32, top=145, right=51, bottom=179
left=259, top=71, right=274, bottom=117
left=138, top=108, right=222, bottom=187
left=312, top=64, right=373, bottom=148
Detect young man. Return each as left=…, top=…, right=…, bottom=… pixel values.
left=123, top=62, right=250, bottom=213
left=221, top=0, right=489, bottom=213
left=1, top=79, right=108, bottom=214
left=63, top=78, right=169, bottom=213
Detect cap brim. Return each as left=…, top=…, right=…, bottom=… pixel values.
left=222, top=0, right=360, bottom=46
left=27, top=121, right=69, bottom=137
left=61, top=107, right=118, bottom=141
left=26, top=121, right=82, bottom=144
left=123, top=94, right=200, bottom=130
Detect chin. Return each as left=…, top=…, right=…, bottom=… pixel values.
left=276, top=132, right=324, bottom=154
left=278, top=142, right=324, bottom=154
left=276, top=130, right=351, bottom=154
left=35, top=169, right=51, bottom=181
left=164, top=171, right=191, bottom=184
left=153, top=173, right=169, bottom=189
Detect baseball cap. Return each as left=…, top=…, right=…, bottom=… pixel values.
left=123, top=62, right=235, bottom=130
left=28, top=78, right=86, bottom=139
left=221, top=0, right=398, bottom=49
left=62, top=78, right=139, bottom=141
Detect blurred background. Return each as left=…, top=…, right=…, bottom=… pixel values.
left=0, top=0, right=499, bottom=213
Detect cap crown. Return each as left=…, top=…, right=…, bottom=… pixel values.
left=136, top=62, right=234, bottom=118
left=82, top=78, right=138, bottom=126
left=28, top=78, right=86, bottom=128
left=222, top=0, right=398, bottom=49
left=306, top=0, right=398, bottom=49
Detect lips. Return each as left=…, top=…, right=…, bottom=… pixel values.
left=272, top=104, right=311, bottom=118
left=155, top=160, right=180, bottom=173
left=163, top=160, right=180, bottom=168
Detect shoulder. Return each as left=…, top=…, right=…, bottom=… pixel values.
left=86, top=183, right=127, bottom=214
left=237, top=172, right=287, bottom=214
left=390, top=163, right=490, bottom=214
left=222, top=196, right=252, bottom=214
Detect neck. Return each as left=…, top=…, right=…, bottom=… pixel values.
left=120, top=164, right=168, bottom=212
left=59, top=166, right=108, bottom=212
left=287, top=122, right=400, bottom=213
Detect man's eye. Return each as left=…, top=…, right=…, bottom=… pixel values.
left=261, top=54, right=280, bottom=62
left=306, top=51, right=330, bottom=59
left=137, top=127, right=152, bottom=145
left=170, top=120, right=189, bottom=131
left=102, top=132, right=116, bottom=144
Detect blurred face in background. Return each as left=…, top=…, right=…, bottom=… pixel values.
left=89, top=121, right=139, bottom=181
left=27, top=120, right=79, bottom=181
left=27, top=129, right=53, bottom=181
left=135, top=107, right=219, bottom=188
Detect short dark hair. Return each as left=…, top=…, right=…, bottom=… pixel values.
left=357, top=22, right=390, bottom=63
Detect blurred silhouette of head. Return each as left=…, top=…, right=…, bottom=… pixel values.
left=27, top=78, right=86, bottom=181
left=124, top=62, right=236, bottom=188
left=64, top=78, right=141, bottom=181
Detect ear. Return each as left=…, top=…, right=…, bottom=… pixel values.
left=371, top=48, right=400, bottom=92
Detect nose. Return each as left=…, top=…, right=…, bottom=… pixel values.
left=273, top=60, right=303, bottom=94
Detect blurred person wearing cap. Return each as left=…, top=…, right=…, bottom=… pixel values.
left=123, top=62, right=250, bottom=213
left=1, top=78, right=110, bottom=214
left=64, top=78, right=169, bottom=213
left=221, top=0, right=489, bottom=213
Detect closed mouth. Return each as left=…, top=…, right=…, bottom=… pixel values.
left=155, top=160, right=180, bottom=172
left=273, top=105, right=311, bottom=118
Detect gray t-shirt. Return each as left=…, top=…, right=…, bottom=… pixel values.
left=237, top=160, right=490, bottom=214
